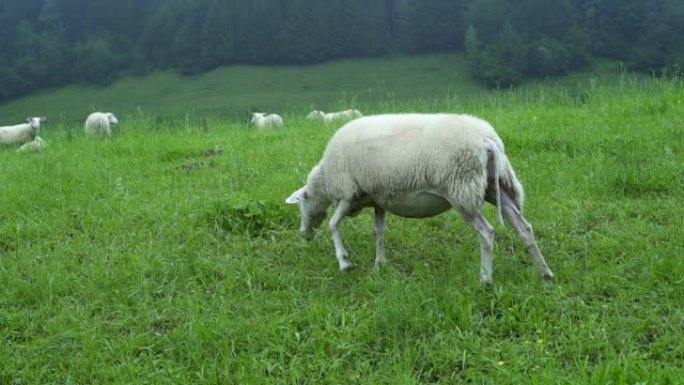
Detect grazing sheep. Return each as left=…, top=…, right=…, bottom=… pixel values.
left=306, top=109, right=363, bottom=124
left=286, top=113, right=553, bottom=284
left=85, top=112, right=118, bottom=137
left=0, top=117, right=46, bottom=145
left=305, top=110, right=325, bottom=121
left=251, top=112, right=283, bottom=128
left=16, top=136, right=46, bottom=153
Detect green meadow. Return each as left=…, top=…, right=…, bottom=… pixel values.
left=0, top=53, right=621, bottom=124
left=0, top=53, right=480, bottom=124
left=1, top=56, right=684, bottom=383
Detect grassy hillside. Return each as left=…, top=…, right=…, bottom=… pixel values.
left=1, top=74, right=683, bottom=383
left=0, top=53, right=474, bottom=124
left=0, top=53, right=625, bottom=126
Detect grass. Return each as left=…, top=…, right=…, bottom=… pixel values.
left=0, top=53, right=625, bottom=125
left=1, top=69, right=684, bottom=383
left=0, top=53, right=479, bottom=124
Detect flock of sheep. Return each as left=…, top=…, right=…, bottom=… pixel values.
left=250, top=108, right=363, bottom=128
left=1, top=107, right=553, bottom=283
left=0, top=108, right=361, bottom=151
left=0, top=112, right=119, bottom=152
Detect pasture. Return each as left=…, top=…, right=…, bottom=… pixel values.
left=1, top=76, right=684, bottom=384
left=0, top=53, right=622, bottom=125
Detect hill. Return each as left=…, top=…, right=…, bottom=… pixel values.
left=0, top=53, right=623, bottom=125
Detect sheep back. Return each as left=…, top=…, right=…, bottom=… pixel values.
left=0, top=124, right=32, bottom=145
left=317, top=113, right=524, bottom=213
left=85, top=112, right=113, bottom=137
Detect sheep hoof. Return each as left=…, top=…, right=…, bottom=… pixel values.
left=339, top=262, right=355, bottom=272
left=541, top=270, right=554, bottom=281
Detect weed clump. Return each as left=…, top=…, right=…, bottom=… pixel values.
left=207, top=198, right=296, bottom=238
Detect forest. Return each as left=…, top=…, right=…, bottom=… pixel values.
left=1, top=0, right=683, bottom=101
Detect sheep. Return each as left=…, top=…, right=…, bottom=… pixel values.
left=251, top=112, right=283, bottom=128
left=306, top=110, right=325, bottom=121
left=16, top=136, right=46, bottom=153
left=285, top=113, right=554, bottom=284
left=306, top=109, right=363, bottom=124
left=85, top=112, right=118, bottom=137
left=0, top=117, right=47, bottom=145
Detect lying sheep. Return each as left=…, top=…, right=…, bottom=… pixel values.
left=0, top=117, right=46, bottom=145
left=85, top=112, right=118, bottom=137
left=286, top=113, right=553, bottom=284
left=16, top=136, right=46, bottom=153
left=306, top=109, right=363, bottom=123
left=251, top=112, right=283, bottom=128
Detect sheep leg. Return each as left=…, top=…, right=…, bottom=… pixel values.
left=374, top=206, right=386, bottom=270
left=462, top=210, right=495, bottom=284
left=500, top=191, right=554, bottom=280
left=329, top=200, right=354, bottom=271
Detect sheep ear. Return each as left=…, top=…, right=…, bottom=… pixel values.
left=285, top=186, right=308, bottom=204
left=26, top=117, right=31, bottom=122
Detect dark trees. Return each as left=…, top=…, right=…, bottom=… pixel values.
left=0, top=0, right=682, bottom=100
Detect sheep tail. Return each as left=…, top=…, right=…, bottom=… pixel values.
left=484, top=138, right=504, bottom=225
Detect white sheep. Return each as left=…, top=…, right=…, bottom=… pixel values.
left=251, top=112, right=283, bottom=128
left=286, top=113, right=554, bottom=284
left=16, top=136, right=46, bottom=153
left=0, top=117, right=46, bottom=145
left=306, top=109, right=363, bottom=124
left=85, top=112, right=118, bottom=137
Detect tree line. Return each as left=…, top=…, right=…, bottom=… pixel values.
left=1, top=0, right=682, bottom=101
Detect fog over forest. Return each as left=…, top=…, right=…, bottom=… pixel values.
left=1, top=0, right=682, bottom=100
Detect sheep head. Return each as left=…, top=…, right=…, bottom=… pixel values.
left=286, top=185, right=330, bottom=239
left=107, top=113, right=119, bottom=125
left=26, top=117, right=46, bottom=130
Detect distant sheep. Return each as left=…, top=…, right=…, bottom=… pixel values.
left=286, top=113, right=553, bottom=284
left=0, top=117, right=46, bottom=145
left=251, top=112, right=283, bottom=128
left=16, top=136, right=46, bottom=153
left=85, top=112, right=118, bottom=137
left=306, top=109, right=362, bottom=124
